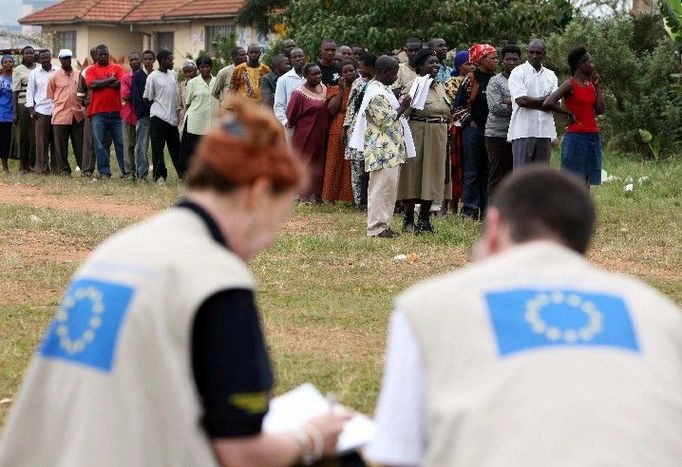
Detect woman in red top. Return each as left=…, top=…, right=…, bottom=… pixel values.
left=544, top=46, right=605, bottom=185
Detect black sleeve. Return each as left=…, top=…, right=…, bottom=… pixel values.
left=191, top=288, right=274, bottom=438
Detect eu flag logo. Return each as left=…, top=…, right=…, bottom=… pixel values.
left=40, top=279, right=135, bottom=372
left=486, top=289, right=639, bottom=357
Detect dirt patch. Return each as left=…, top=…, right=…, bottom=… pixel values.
left=0, top=183, right=156, bottom=220
left=8, top=229, right=91, bottom=264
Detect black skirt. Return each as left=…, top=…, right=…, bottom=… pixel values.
left=0, top=121, right=12, bottom=158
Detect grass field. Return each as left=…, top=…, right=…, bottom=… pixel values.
left=1, top=152, right=681, bottom=424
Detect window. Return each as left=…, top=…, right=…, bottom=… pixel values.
left=205, top=25, right=233, bottom=55
left=154, top=32, right=174, bottom=53
left=54, top=31, right=76, bottom=55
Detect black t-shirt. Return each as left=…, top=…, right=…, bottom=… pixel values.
left=470, top=68, right=495, bottom=129
left=178, top=200, right=274, bottom=438
left=315, top=61, right=341, bottom=86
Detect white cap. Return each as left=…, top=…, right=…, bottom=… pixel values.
left=58, top=49, right=73, bottom=58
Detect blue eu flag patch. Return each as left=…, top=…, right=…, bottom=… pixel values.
left=486, top=289, right=639, bottom=357
left=40, top=278, right=135, bottom=372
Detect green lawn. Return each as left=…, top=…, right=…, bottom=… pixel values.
left=1, top=152, right=680, bottom=424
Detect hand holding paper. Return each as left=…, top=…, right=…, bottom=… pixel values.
left=408, top=75, right=433, bottom=110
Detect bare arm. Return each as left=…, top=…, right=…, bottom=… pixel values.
left=88, top=76, right=117, bottom=90
left=212, top=413, right=349, bottom=467
left=515, top=95, right=546, bottom=109
left=12, top=91, right=18, bottom=123
left=592, top=74, right=605, bottom=115
left=327, top=83, right=344, bottom=115
left=543, top=80, right=575, bottom=119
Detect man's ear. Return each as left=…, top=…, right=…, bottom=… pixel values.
left=473, top=207, right=507, bottom=261
left=244, top=177, right=272, bottom=210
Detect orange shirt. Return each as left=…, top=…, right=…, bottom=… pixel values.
left=47, top=68, right=85, bottom=125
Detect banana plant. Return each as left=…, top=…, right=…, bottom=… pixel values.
left=660, top=0, right=682, bottom=43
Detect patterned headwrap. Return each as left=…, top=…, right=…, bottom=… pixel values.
left=451, top=50, right=469, bottom=77
left=468, top=44, right=496, bottom=65
left=1, top=55, right=14, bottom=65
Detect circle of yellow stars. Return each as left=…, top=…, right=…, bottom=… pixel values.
left=524, top=291, right=603, bottom=343
left=55, top=286, right=105, bottom=354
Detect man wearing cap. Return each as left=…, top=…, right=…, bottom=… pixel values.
left=25, top=49, right=57, bottom=174
left=47, top=49, right=84, bottom=175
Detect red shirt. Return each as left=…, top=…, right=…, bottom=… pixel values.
left=564, top=79, right=599, bottom=133
left=120, top=71, right=137, bottom=126
left=85, top=62, right=125, bottom=117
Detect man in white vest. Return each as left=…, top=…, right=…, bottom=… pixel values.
left=365, top=166, right=682, bottom=467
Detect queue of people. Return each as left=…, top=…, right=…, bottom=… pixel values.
left=268, top=37, right=606, bottom=238
left=1, top=38, right=606, bottom=238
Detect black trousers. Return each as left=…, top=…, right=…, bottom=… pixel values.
left=180, top=122, right=201, bottom=171
left=485, top=136, right=513, bottom=198
left=150, top=116, right=182, bottom=181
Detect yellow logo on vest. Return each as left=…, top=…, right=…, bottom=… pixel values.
left=486, top=288, right=639, bottom=356
left=40, top=278, right=135, bottom=372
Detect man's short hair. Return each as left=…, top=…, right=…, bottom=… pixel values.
left=359, top=53, right=377, bottom=67
left=156, top=49, right=172, bottom=61
left=142, top=50, right=156, bottom=58
left=405, top=37, right=423, bottom=46
left=489, top=167, right=595, bottom=254
left=196, top=55, right=213, bottom=68
left=95, top=44, right=108, bottom=53
left=501, top=44, right=522, bottom=59
left=270, top=54, right=288, bottom=68
left=230, top=47, right=245, bottom=59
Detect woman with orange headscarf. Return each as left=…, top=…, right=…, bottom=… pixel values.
left=0, top=98, right=349, bottom=467
left=453, top=43, right=498, bottom=220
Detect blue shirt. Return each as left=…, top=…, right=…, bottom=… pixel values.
left=0, top=75, right=13, bottom=122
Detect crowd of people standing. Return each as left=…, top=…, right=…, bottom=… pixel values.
left=0, top=36, right=605, bottom=238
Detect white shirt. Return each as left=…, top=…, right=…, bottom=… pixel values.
left=366, top=241, right=682, bottom=467
left=507, top=61, right=558, bottom=141
left=25, top=65, right=58, bottom=115
left=364, top=310, right=422, bottom=467
left=273, top=67, right=305, bottom=125
left=143, top=69, right=178, bottom=126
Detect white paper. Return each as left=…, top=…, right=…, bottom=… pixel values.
left=408, top=75, right=433, bottom=110
left=262, top=383, right=377, bottom=454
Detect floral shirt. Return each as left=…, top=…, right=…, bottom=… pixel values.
left=363, top=81, right=408, bottom=172
left=229, top=63, right=270, bottom=102
left=436, top=63, right=453, bottom=84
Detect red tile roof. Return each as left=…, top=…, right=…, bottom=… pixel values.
left=165, top=0, right=244, bottom=18
left=20, top=0, right=244, bottom=25
left=123, top=0, right=191, bottom=23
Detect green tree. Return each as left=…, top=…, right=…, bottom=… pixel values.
left=237, top=0, right=289, bottom=34
left=286, top=0, right=573, bottom=57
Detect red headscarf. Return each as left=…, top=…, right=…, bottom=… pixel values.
left=468, top=44, right=496, bottom=65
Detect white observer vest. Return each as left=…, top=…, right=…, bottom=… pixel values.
left=400, top=242, right=682, bottom=467
left=0, top=208, right=255, bottom=467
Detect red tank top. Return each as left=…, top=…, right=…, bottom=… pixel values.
left=564, top=79, right=599, bottom=133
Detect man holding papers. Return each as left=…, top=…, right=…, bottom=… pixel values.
left=350, top=56, right=414, bottom=238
